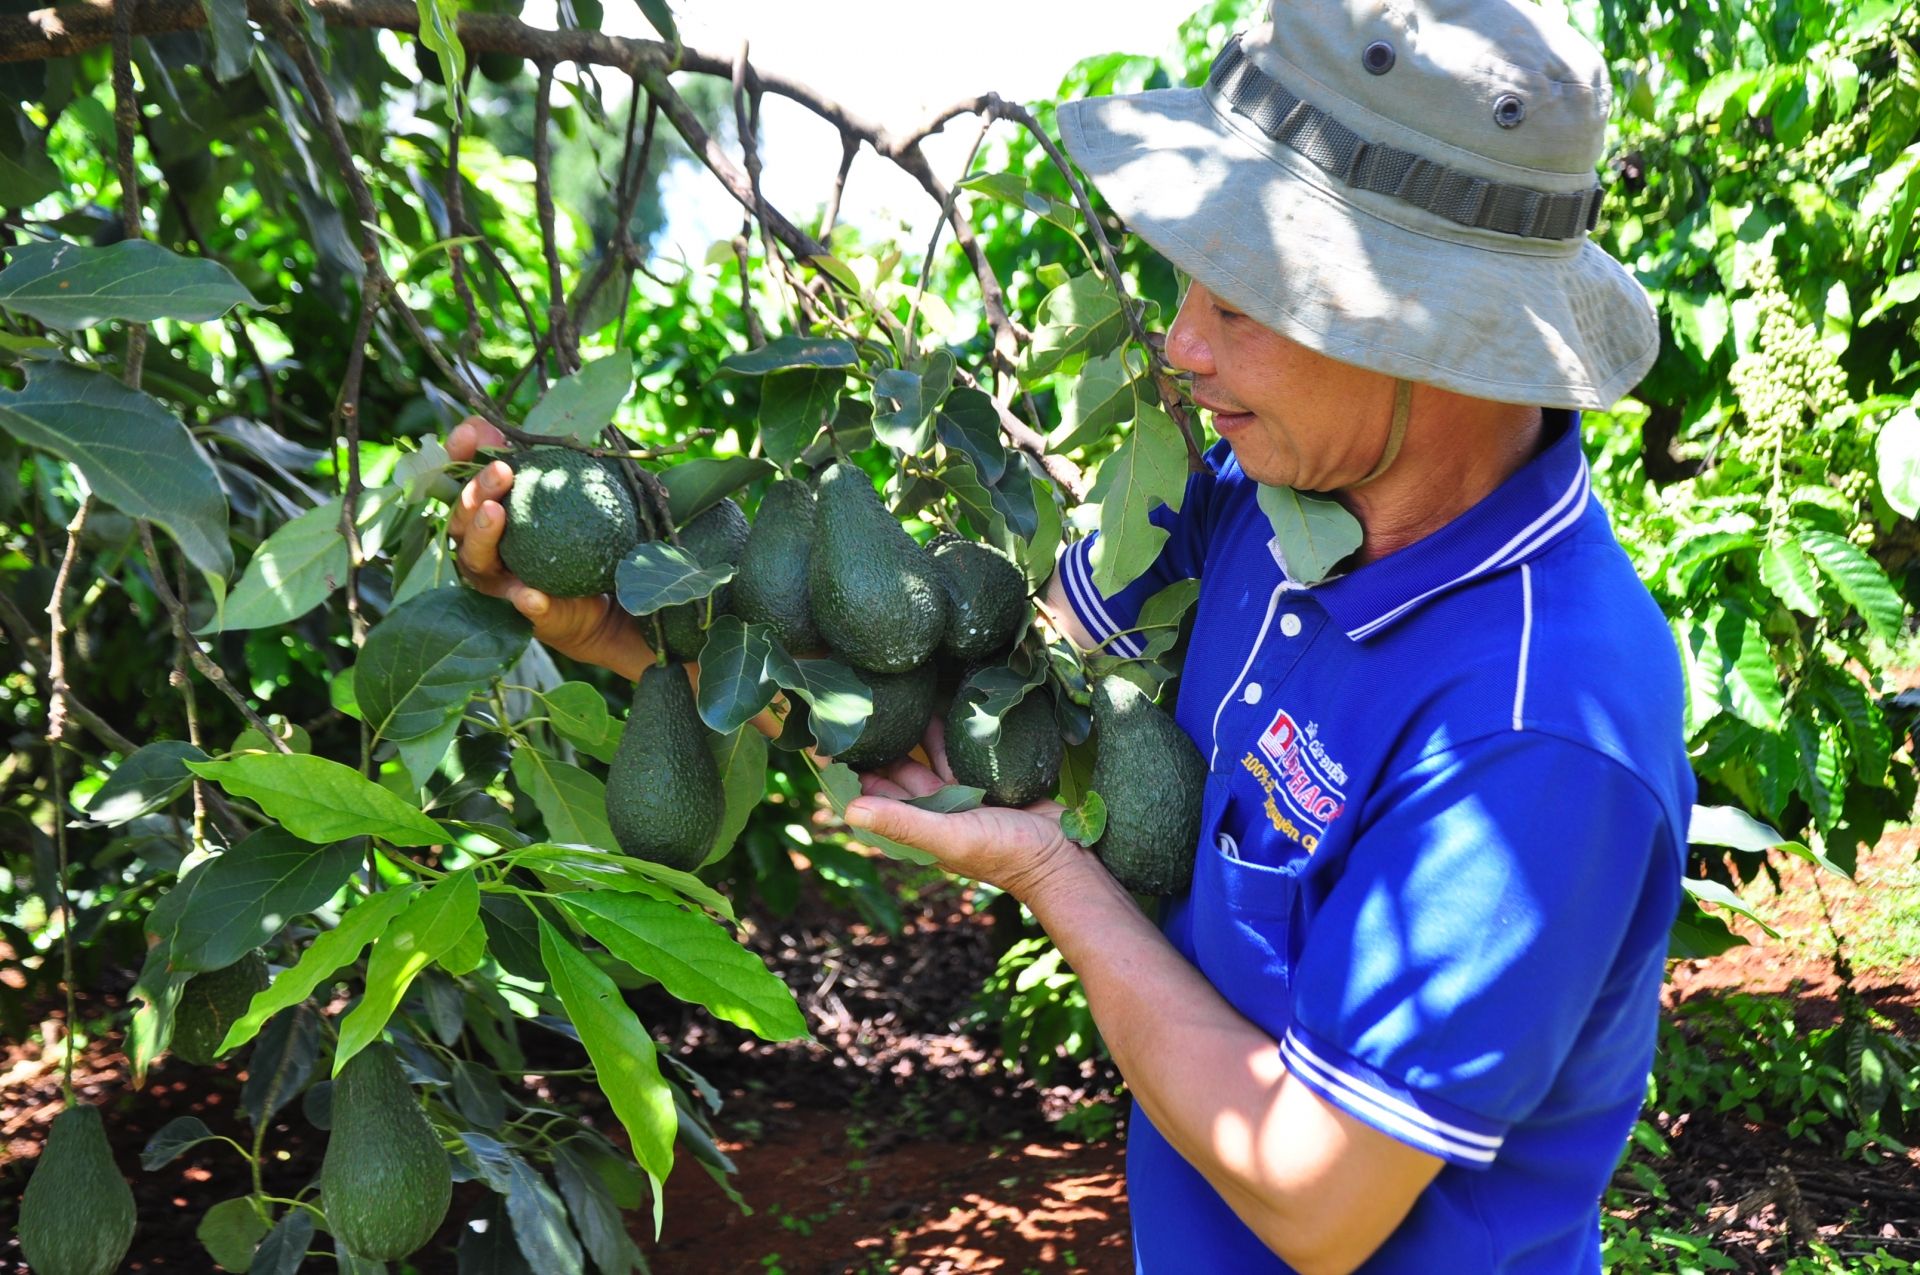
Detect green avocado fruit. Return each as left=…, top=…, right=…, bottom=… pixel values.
left=476, top=51, right=523, bottom=82
left=321, top=1042, right=452, bottom=1262
left=733, top=480, right=821, bottom=654
left=808, top=464, right=949, bottom=673
left=499, top=446, right=641, bottom=598
left=930, top=536, right=1029, bottom=663
left=606, top=663, right=725, bottom=870
left=171, top=949, right=270, bottom=1066
left=946, top=676, right=1064, bottom=807
left=659, top=497, right=750, bottom=661
left=835, top=662, right=939, bottom=771
left=16, top=1105, right=136, bottom=1275
left=1087, top=676, right=1204, bottom=895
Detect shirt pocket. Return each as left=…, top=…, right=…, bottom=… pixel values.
left=1188, top=773, right=1308, bottom=1037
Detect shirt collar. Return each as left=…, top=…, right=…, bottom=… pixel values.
left=1295, top=410, right=1591, bottom=642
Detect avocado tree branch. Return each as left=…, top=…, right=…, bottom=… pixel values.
left=532, top=60, right=579, bottom=378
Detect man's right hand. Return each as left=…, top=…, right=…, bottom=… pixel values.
left=446, top=417, right=653, bottom=680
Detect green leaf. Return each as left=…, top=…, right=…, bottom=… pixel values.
left=198, top=1196, right=268, bottom=1272
left=1061, top=791, right=1107, bottom=844
left=543, top=682, right=620, bottom=764
left=201, top=0, right=252, bottom=80
left=0, top=110, right=61, bottom=207
left=935, top=387, right=1008, bottom=485
left=1682, top=877, right=1782, bottom=939
left=83, top=740, right=208, bottom=826
left=1023, top=273, right=1126, bottom=381
left=164, top=828, right=362, bottom=973
left=614, top=542, right=736, bottom=616
left=1876, top=405, right=1920, bottom=519
left=396, top=712, right=461, bottom=790
left=815, top=761, right=936, bottom=864
left=333, top=870, right=480, bottom=1072
left=214, top=489, right=404, bottom=632
left=691, top=615, right=781, bottom=734
left=242, top=1003, right=320, bottom=1127
left=215, top=886, right=418, bottom=1055
left=508, top=844, right=735, bottom=920
left=439, top=915, right=489, bottom=977
left=1710, top=607, right=1784, bottom=730
left=1801, top=529, right=1906, bottom=640
left=704, top=727, right=766, bottom=866
left=553, top=1144, right=640, bottom=1275
left=538, top=919, right=678, bottom=1181
left=769, top=655, right=872, bottom=757
left=872, top=367, right=933, bottom=453
left=956, top=663, right=1044, bottom=747
left=524, top=353, right=633, bottom=440
left=0, top=360, right=232, bottom=581
left=757, top=369, right=841, bottom=468
left=906, top=786, right=985, bottom=814
left=0, top=241, right=254, bottom=326
left=1758, top=538, right=1821, bottom=616
left=505, top=1159, right=583, bottom=1275
left=562, top=893, right=807, bottom=1041
left=958, top=172, right=1080, bottom=235
left=633, top=0, right=676, bottom=42
left=330, top=666, right=361, bottom=721
left=1819, top=671, right=1890, bottom=788
left=510, top=747, right=616, bottom=850
left=356, top=587, right=530, bottom=742
left=1687, top=803, right=1806, bottom=857
left=1664, top=287, right=1732, bottom=362
left=1050, top=348, right=1139, bottom=452
left=1256, top=485, right=1363, bottom=586
left=1789, top=711, right=1844, bottom=833
left=1088, top=404, right=1187, bottom=596
left=186, top=755, right=455, bottom=847
left=414, top=0, right=466, bottom=119
left=142, top=1116, right=219, bottom=1170
left=250, top=1211, right=314, bottom=1275
left=659, top=456, right=774, bottom=525
left=718, top=334, right=859, bottom=376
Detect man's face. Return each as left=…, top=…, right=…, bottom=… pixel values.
left=1164, top=282, right=1396, bottom=492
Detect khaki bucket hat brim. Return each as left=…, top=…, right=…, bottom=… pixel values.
left=1057, top=86, right=1661, bottom=411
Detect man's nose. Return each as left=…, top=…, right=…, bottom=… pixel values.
left=1165, top=286, right=1214, bottom=376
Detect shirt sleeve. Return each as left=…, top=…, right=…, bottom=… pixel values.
left=1056, top=438, right=1232, bottom=658
left=1281, top=732, right=1680, bottom=1169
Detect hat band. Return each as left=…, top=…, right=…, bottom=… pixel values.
left=1205, top=35, right=1603, bottom=242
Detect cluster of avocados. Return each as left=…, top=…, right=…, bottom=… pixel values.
left=497, top=445, right=1204, bottom=896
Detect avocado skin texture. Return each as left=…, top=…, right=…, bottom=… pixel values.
left=17, top=1105, right=136, bottom=1275
left=499, top=447, right=641, bottom=598
left=733, top=480, right=821, bottom=654
left=809, top=464, right=949, bottom=673
left=171, top=949, right=269, bottom=1065
left=947, top=678, right=1064, bottom=807
left=322, top=1043, right=452, bottom=1262
left=659, top=498, right=750, bottom=661
left=606, top=663, right=725, bottom=870
left=930, top=537, right=1029, bottom=663
left=1088, top=677, right=1204, bottom=895
left=835, top=663, right=938, bottom=771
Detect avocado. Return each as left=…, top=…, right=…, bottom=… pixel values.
left=808, top=464, right=949, bottom=673
left=947, top=677, right=1064, bottom=807
left=16, top=1105, right=136, bottom=1275
left=171, top=949, right=270, bottom=1066
left=659, top=497, right=750, bottom=661
left=1087, top=676, right=1204, bottom=895
left=476, top=51, right=523, bottom=82
left=835, top=663, right=939, bottom=771
left=733, top=480, right=821, bottom=654
left=321, top=1042, right=452, bottom=1262
left=499, top=446, right=641, bottom=598
left=606, top=663, right=725, bottom=870
left=930, top=537, right=1029, bottom=663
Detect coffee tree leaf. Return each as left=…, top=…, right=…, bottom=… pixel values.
left=199, top=1196, right=268, bottom=1272
left=717, top=334, right=858, bottom=376
left=541, top=681, right=619, bottom=763
left=141, top=1116, right=220, bottom=1170
left=509, top=747, right=616, bottom=850
left=693, top=615, right=781, bottom=734
left=659, top=456, right=774, bottom=525
left=505, top=1158, right=583, bottom=1275
left=356, top=587, right=532, bottom=742
left=1759, top=536, right=1822, bottom=616
left=1802, top=528, right=1906, bottom=640
left=0, top=360, right=232, bottom=581
left=1256, top=483, right=1362, bottom=586
left=0, top=240, right=254, bottom=325
left=524, top=353, right=632, bottom=440
left=333, top=869, right=480, bottom=1071
left=164, top=827, right=362, bottom=972
left=563, top=893, right=806, bottom=1041
left=1089, top=404, right=1186, bottom=596
left=249, top=1210, right=315, bottom=1275
left=242, top=1003, right=320, bottom=1127
left=704, top=726, right=766, bottom=866
left=614, top=542, right=736, bottom=616
left=82, top=740, right=208, bottom=826
left=768, top=654, right=872, bottom=757
left=187, top=755, right=455, bottom=846
left=757, top=369, right=841, bottom=468
left=538, top=919, right=677, bottom=1181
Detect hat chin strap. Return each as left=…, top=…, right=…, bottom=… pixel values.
left=1349, top=377, right=1412, bottom=489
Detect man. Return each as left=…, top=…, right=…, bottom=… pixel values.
left=450, top=0, right=1692, bottom=1268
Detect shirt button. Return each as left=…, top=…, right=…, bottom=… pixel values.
left=1280, top=613, right=1303, bottom=638
left=1243, top=682, right=1263, bottom=705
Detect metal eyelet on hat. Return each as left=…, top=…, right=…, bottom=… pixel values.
left=1494, top=93, right=1526, bottom=127
left=1362, top=40, right=1395, bottom=74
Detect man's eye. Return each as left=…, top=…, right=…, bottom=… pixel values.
left=1214, top=304, right=1243, bottom=322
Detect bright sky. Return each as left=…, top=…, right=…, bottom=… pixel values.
left=523, top=0, right=1203, bottom=262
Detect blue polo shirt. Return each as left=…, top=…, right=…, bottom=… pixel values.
left=1057, top=412, right=1692, bottom=1273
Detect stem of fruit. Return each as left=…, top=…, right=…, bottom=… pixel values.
left=44, top=494, right=91, bottom=1103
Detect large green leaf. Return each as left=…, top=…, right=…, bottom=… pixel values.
left=1050, top=348, right=1139, bottom=453
left=82, top=740, right=208, bottom=826
left=1758, top=537, right=1821, bottom=616
left=202, top=0, right=252, bottom=80
left=872, top=367, right=934, bottom=454
left=356, top=587, right=531, bottom=742
left=187, top=755, right=455, bottom=846
left=552, top=1144, right=641, bottom=1275
left=214, top=886, right=418, bottom=1054
left=717, top=334, right=858, bottom=376
left=1707, top=607, right=1784, bottom=730
left=525, top=354, right=633, bottom=440
left=935, top=387, right=1008, bottom=485
left=508, top=844, right=735, bottom=919
left=704, top=727, right=766, bottom=866
left=1023, top=272, right=1126, bottom=381
left=693, top=615, right=781, bottom=734
left=1088, top=404, right=1187, bottom=596
left=505, top=1159, right=583, bottom=1275
left=163, top=828, right=362, bottom=973
left=510, top=747, right=617, bottom=850
left=757, top=370, right=841, bottom=468
left=542, top=682, right=620, bottom=763
left=614, top=542, right=735, bottom=616
left=0, top=240, right=254, bottom=326
left=214, top=488, right=405, bottom=632
left=538, top=919, right=677, bottom=1181
left=414, top=0, right=466, bottom=118
left=562, top=893, right=807, bottom=1041
left=659, top=456, right=774, bottom=525
left=1802, top=528, right=1906, bottom=640
left=333, top=870, right=480, bottom=1071
left=0, top=360, right=231, bottom=580
left=768, top=655, right=872, bottom=756
left=1257, top=485, right=1362, bottom=586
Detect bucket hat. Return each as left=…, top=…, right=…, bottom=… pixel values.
left=1056, top=0, right=1658, bottom=411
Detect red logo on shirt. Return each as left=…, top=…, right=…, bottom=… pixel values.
left=1255, top=709, right=1347, bottom=834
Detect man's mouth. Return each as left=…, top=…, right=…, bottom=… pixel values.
left=1197, top=399, right=1255, bottom=434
